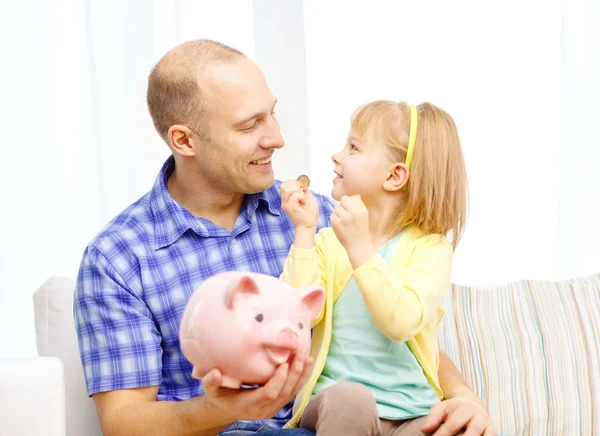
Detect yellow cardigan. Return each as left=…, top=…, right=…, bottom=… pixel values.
left=280, top=227, right=452, bottom=428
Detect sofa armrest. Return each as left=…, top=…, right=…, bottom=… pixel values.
left=0, top=357, right=65, bottom=436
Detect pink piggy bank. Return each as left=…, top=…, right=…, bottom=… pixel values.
left=179, top=271, right=325, bottom=389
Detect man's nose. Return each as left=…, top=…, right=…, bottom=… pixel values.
left=259, top=121, right=284, bottom=149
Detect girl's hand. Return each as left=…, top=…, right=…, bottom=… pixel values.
left=280, top=179, right=319, bottom=230
left=331, top=195, right=375, bottom=266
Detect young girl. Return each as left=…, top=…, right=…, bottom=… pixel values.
left=279, top=101, right=467, bottom=435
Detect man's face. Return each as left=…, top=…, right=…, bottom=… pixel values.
left=191, top=59, right=284, bottom=195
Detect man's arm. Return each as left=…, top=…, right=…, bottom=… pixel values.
left=74, top=245, right=313, bottom=436
left=420, top=351, right=496, bottom=436
left=93, top=386, right=228, bottom=436
left=438, top=351, right=484, bottom=405
left=93, top=355, right=313, bottom=436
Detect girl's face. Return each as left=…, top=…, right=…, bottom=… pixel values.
left=331, top=129, right=392, bottom=202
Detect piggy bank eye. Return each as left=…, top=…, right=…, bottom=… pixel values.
left=255, top=313, right=264, bottom=322
left=298, top=322, right=304, bottom=330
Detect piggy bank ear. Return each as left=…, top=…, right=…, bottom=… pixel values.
left=224, top=275, right=260, bottom=310
left=299, top=286, right=325, bottom=320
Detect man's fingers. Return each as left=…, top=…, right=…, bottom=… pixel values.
left=431, top=405, right=472, bottom=436
left=291, top=356, right=313, bottom=395
left=253, top=363, right=289, bottom=405
left=483, top=425, right=496, bottom=436
left=463, top=415, right=489, bottom=436
left=279, top=354, right=305, bottom=399
left=421, top=402, right=448, bottom=433
left=201, top=369, right=222, bottom=396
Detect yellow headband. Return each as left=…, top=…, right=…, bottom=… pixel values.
left=402, top=104, right=418, bottom=190
left=405, top=104, right=418, bottom=169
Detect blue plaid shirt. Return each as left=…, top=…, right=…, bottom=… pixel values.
left=74, top=156, right=335, bottom=432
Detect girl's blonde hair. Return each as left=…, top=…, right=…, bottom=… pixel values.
left=351, top=100, right=468, bottom=249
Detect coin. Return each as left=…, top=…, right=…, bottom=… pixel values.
left=297, top=174, right=310, bottom=190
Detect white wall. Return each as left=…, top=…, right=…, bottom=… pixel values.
left=253, top=0, right=312, bottom=182
left=0, top=0, right=255, bottom=359
left=302, top=0, right=598, bottom=285
left=560, top=0, right=600, bottom=278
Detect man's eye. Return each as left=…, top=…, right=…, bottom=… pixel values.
left=242, top=122, right=258, bottom=132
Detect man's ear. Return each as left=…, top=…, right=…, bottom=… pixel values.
left=383, top=162, right=410, bottom=192
left=168, top=125, right=198, bottom=157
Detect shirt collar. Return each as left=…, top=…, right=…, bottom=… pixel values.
left=150, top=156, right=280, bottom=250
left=247, top=181, right=282, bottom=218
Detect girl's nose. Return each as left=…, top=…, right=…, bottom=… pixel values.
left=332, top=152, right=340, bottom=164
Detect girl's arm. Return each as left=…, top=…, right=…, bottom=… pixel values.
left=351, top=234, right=452, bottom=342
left=280, top=229, right=328, bottom=325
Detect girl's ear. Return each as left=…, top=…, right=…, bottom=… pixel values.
left=383, top=162, right=410, bottom=192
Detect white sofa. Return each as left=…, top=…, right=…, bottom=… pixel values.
left=32, top=276, right=103, bottom=436
left=10, top=273, right=600, bottom=435
left=0, top=357, right=66, bottom=436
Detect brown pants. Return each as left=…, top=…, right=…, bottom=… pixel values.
left=300, top=382, right=457, bottom=436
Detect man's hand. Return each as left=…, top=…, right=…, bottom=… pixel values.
left=280, top=179, right=319, bottom=230
left=420, top=396, right=496, bottom=436
left=201, top=353, right=314, bottom=423
left=91, top=354, right=313, bottom=436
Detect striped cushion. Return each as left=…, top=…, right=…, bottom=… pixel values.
left=438, top=274, right=600, bottom=436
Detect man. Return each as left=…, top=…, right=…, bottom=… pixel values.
left=74, top=39, right=495, bottom=436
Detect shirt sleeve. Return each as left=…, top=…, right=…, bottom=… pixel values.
left=73, top=245, right=163, bottom=396
left=352, top=233, right=453, bottom=342
left=315, top=192, right=336, bottom=231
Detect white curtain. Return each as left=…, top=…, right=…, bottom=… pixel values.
left=0, top=0, right=255, bottom=358
left=302, top=0, right=600, bottom=285
left=560, top=0, right=600, bottom=279
left=1, top=0, right=598, bottom=359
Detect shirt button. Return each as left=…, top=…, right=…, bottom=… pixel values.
left=231, top=238, right=237, bottom=246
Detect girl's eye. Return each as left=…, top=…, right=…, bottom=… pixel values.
left=350, top=144, right=358, bottom=151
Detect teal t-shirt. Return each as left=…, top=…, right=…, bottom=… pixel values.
left=312, top=233, right=439, bottom=420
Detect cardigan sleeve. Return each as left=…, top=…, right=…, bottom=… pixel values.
left=352, top=233, right=452, bottom=342
left=280, top=229, right=329, bottom=325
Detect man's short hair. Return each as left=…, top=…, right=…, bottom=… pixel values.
left=147, top=39, right=245, bottom=144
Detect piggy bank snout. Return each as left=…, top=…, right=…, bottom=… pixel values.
left=275, top=328, right=299, bottom=349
